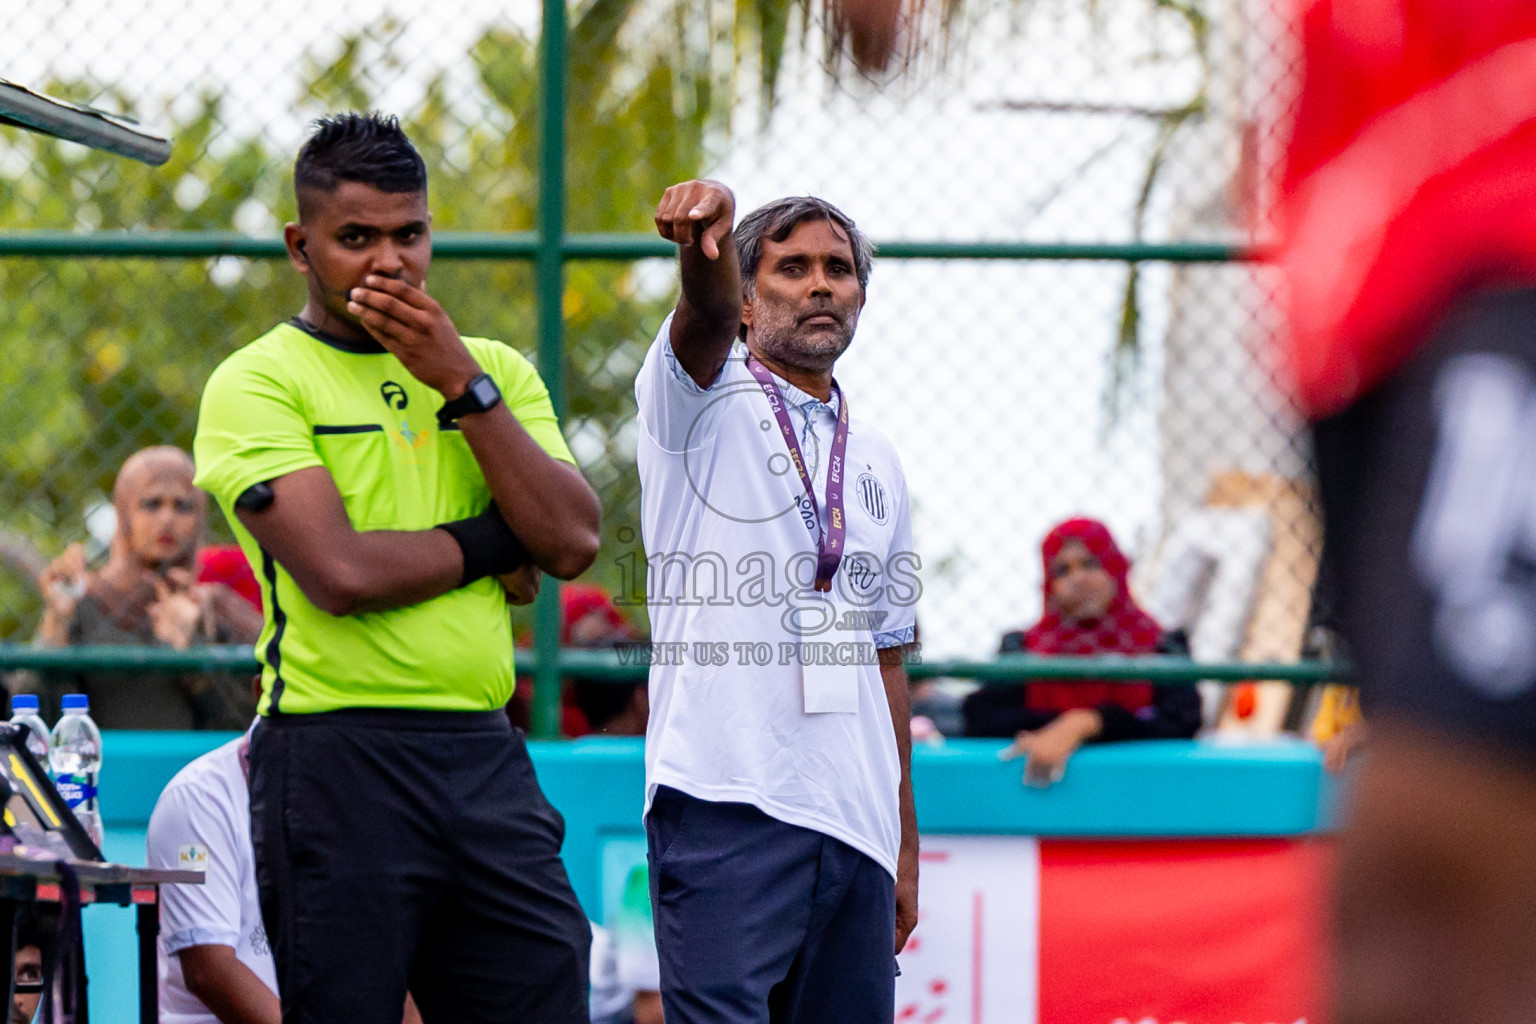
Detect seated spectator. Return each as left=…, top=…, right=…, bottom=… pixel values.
left=573, top=677, right=649, bottom=738
left=509, top=583, right=640, bottom=736
left=147, top=720, right=279, bottom=1024
left=565, top=583, right=642, bottom=736
left=147, top=692, right=422, bottom=1024
left=25, top=447, right=262, bottom=730
left=1311, top=682, right=1367, bottom=774
left=590, top=920, right=664, bottom=1024
left=146, top=684, right=610, bottom=1024
left=963, top=518, right=1200, bottom=783
left=10, top=904, right=54, bottom=1024
left=565, top=583, right=647, bottom=737
left=564, top=583, right=636, bottom=650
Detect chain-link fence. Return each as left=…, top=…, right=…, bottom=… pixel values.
left=0, top=0, right=1320, bottom=733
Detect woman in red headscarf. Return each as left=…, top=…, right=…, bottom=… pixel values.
left=962, top=518, right=1200, bottom=782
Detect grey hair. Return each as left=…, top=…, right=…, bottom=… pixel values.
left=734, top=196, right=875, bottom=299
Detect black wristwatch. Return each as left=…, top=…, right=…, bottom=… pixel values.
left=437, top=373, right=502, bottom=427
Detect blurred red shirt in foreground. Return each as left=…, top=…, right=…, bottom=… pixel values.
left=1279, top=0, right=1536, bottom=417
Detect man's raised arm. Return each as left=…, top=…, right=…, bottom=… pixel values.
left=655, top=179, right=742, bottom=389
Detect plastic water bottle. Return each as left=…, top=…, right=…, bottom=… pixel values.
left=7, top=695, right=49, bottom=764
left=49, top=694, right=102, bottom=848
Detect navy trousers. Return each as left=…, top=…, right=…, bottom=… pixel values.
left=646, top=785, right=897, bottom=1024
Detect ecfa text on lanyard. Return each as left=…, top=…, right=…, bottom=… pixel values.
left=745, top=355, right=849, bottom=593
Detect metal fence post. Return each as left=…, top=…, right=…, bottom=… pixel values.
left=530, top=0, right=569, bottom=740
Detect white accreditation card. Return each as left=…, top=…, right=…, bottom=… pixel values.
left=800, top=590, right=860, bottom=713
left=802, top=657, right=860, bottom=713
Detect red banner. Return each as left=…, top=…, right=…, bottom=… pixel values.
left=1038, top=839, right=1331, bottom=1024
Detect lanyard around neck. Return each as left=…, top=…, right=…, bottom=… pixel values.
left=744, top=355, right=850, bottom=592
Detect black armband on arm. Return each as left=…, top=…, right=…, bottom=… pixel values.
left=235, top=481, right=275, bottom=512
left=436, top=502, right=530, bottom=586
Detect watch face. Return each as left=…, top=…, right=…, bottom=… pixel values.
left=470, top=375, right=501, bottom=408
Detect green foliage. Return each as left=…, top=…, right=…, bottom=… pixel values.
left=0, top=10, right=751, bottom=637
left=0, top=82, right=300, bottom=636
left=0, top=0, right=981, bottom=637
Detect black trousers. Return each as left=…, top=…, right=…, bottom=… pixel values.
left=250, top=709, right=591, bottom=1024
left=1314, top=286, right=1536, bottom=753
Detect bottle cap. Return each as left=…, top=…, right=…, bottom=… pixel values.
left=60, top=694, right=89, bottom=712
left=9, top=695, right=38, bottom=713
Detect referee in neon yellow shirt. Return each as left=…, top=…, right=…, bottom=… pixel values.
left=193, top=112, right=600, bottom=1024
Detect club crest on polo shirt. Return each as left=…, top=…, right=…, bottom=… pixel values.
left=177, top=844, right=209, bottom=872
left=856, top=472, right=889, bottom=525
left=250, top=922, right=270, bottom=956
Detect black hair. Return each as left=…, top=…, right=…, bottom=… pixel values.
left=293, top=112, right=426, bottom=215
left=14, top=903, right=57, bottom=956
left=734, top=196, right=875, bottom=299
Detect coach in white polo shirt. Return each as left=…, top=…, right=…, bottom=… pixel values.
left=637, top=180, right=919, bottom=1024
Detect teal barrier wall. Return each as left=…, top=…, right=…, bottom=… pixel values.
left=83, top=732, right=1339, bottom=1022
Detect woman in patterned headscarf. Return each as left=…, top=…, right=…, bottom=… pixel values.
left=28, top=447, right=262, bottom=728
left=962, top=518, right=1199, bottom=783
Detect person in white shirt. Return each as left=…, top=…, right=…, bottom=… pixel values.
left=637, top=180, right=919, bottom=1024
left=146, top=727, right=423, bottom=1024
left=589, top=920, right=664, bottom=1024
left=10, top=906, right=51, bottom=1024
left=146, top=729, right=278, bottom=1024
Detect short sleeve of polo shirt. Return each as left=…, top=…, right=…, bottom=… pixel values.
left=146, top=769, right=244, bottom=953
left=635, top=313, right=729, bottom=454
left=194, top=334, right=574, bottom=510
left=479, top=341, right=576, bottom=465
left=872, top=463, right=918, bottom=649
left=193, top=346, right=322, bottom=509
